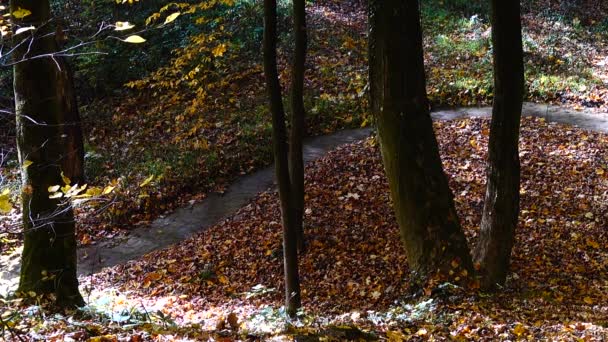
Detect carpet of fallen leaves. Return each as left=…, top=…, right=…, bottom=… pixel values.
left=42, top=116, right=603, bottom=340
left=2, top=0, right=608, bottom=253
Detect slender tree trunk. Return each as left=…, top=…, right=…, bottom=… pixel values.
left=263, top=0, right=301, bottom=317
left=369, top=0, right=473, bottom=287
left=12, top=0, right=84, bottom=307
left=474, top=0, right=524, bottom=289
left=289, top=0, right=307, bottom=252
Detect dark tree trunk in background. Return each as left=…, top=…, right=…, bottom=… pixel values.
left=12, top=0, right=84, bottom=307
left=289, top=0, right=307, bottom=252
left=474, top=0, right=524, bottom=289
left=263, top=0, right=301, bottom=317
left=369, top=0, right=473, bottom=287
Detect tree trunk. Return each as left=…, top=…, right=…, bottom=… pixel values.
left=368, top=0, right=473, bottom=287
left=12, top=0, right=84, bottom=307
left=473, top=0, right=524, bottom=289
left=263, top=0, right=301, bottom=317
left=57, top=60, right=85, bottom=185
left=289, top=0, right=307, bottom=253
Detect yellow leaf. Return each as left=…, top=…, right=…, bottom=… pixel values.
left=583, top=296, right=594, bottom=305
left=164, top=12, right=180, bottom=25
left=123, top=35, right=146, bottom=43
left=114, top=21, right=134, bottom=31
left=512, top=323, right=527, bottom=336
left=469, top=138, right=478, bottom=149
left=84, top=187, right=102, bottom=197
left=212, top=43, right=226, bottom=57
left=139, top=175, right=154, bottom=187
left=596, top=168, right=605, bottom=175
left=23, top=160, right=33, bottom=169
left=65, top=184, right=87, bottom=198
left=218, top=274, right=229, bottom=285
left=102, top=185, right=116, bottom=195
left=0, top=199, right=11, bottom=213
left=12, top=7, right=32, bottom=19
left=61, top=171, right=71, bottom=185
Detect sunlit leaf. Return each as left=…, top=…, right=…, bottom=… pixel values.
left=139, top=174, right=154, bottom=187
left=212, top=43, right=226, bottom=57
left=22, top=160, right=33, bottom=169
left=61, top=171, right=71, bottom=185
left=14, top=26, right=34, bottom=35
left=102, top=185, right=116, bottom=195
left=122, top=35, right=146, bottom=43
left=114, top=21, right=134, bottom=31
left=164, top=12, right=180, bottom=25
left=47, top=185, right=60, bottom=193
left=49, top=192, right=63, bottom=199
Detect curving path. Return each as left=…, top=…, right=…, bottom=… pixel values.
left=1, top=103, right=607, bottom=294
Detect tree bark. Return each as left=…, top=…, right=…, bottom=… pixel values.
left=473, top=0, right=524, bottom=289
left=57, top=59, right=85, bottom=185
left=368, top=0, right=473, bottom=287
left=289, top=0, right=307, bottom=253
left=11, top=0, right=84, bottom=307
left=263, top=0, right=301, bottom=317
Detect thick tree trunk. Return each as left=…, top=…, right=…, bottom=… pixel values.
left=12, top=0, right=84, bottom=307
left=369, top=0, right=473, bottom=287
left=474, top=0, right=524, bottom=289
left=289, top=0, right=307, bottom=252
left=263, top=0, right=301, bottom=317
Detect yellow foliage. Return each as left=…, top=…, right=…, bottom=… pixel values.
left=0, top=188, right=11, bottom=213
left=12, top=7, right=31, bottom=19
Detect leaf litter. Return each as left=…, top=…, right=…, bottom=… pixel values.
left=69, top=116, right=608, bottom=340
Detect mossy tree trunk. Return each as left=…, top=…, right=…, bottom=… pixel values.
left=289, top=0, right=307, bottom=252
left=474, top=0, right=524, bottom=289
left=11, top=0, right=84, bottom=307
left=368, top=0, right=474, bottom=287
left=263, top=0, right=301, bottom=317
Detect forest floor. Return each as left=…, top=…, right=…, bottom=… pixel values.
left=1, top=0, right=608, bottom=340
left=2, top=115, right=607, bottom=340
